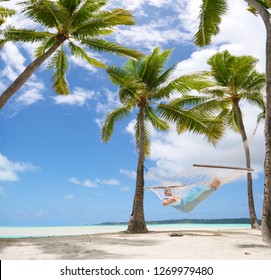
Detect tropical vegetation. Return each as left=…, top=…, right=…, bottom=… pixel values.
left=0, top=0, right=143, bottom=109
left=194, top=0, right=271, bottom=243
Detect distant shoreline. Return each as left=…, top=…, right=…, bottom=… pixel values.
left=96, top=218, right=259, bottom=226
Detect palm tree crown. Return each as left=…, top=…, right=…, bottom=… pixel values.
left=0, top=0, right=143, bottom=108
left=205, top=50, right=265, bottom=129
left=101, top=47, right=222, bottom=150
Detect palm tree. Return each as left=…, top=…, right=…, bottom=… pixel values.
left=174, top=50, right=265, bottom=229
left=101, top=47, right=224, bottom=233
left=194, top=0, right=271, bottom=242
left=0, top=0, right=143, bottom=109
left=0, top=0, right=15, bottom=27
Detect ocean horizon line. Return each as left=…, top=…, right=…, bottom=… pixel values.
left=0, top=217, right=258, bottom=228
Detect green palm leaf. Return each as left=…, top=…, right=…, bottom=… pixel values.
left=141, top=47, right=173, bottom=87
left=157, top=103, right=221, bottom=144
left=243, top=91, right=266, bottom=111
left=145, top=105, right=170, bottom=131
left=48, top=47, right=69, bottom=95
left=68, top=41, right=106, bottom=68
left=64, top=0, right=107, bottom=28
left=81, top=38, right=143, bottom=60
left=0, top=5, right=16, bottom=25
left=227, top=106, right=239, bottom=132
left=3, top=26, right=54, bottom=43
left=106, top=65, right=131, bottom=86
left=71, top=8, right=135, bottom=35
left=194, top=0, right=228, bottom=46
left=134, top=117, right=151, bottom=157
left=153, top=74, right=212, bottom=100
left=35, top=37, right=57, bottom=57
left=20, top=0, right=68, bottom=29
left=101, top=105, right=133, bottom=142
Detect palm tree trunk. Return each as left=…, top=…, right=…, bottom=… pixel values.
left=262, top=24, right=271, bottom=245
left=261, top=11, right=271, bottom=244
left=0, top=40, right=62, bottom=109
left=245, top=0, right=271, bottom=244
left=127, top=107, right=148, bottom=233
left=233, top=101, right=260, bottom=229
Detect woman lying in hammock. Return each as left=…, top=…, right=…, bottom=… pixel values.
left=162, top=177, right=221, bottom=212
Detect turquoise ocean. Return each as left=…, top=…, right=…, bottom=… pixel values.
left=0, top=223, right=251, bottom=238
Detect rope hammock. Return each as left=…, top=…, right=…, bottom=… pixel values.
left=145, top=164, right=253, bottom=212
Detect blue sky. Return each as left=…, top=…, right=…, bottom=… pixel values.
left=0, top=0, right=266, bottom=226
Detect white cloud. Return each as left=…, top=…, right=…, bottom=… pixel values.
left=0, top=153, right=38, bottom=181
left=83, top=179, right=97, bottom=188
left=69, top=175, right=120, bottom=188
left=63, top=194, right=75, bottom=200
left=15, top=88, right=44, bottom=107
left=96, top=178, right=120, bottom=186
left=114, top=21, right=187, bottom=52
left=0, top=43, right=26, bottom=82
left=69, top=177, right=97, bottom=188
left=120, top=168, right=136, bottom=179
left=52, top=87, right=95, bottom=106
left=95, top=89, right=121, bottom=114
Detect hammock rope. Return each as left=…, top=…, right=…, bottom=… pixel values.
left=145, top=164, right=253, bottom=204
left=145, top=122, right=258, bottom=211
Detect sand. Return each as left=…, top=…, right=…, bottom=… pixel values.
left=0, top=229, right=271, bottom=260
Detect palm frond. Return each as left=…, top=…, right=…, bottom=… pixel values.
left=48, top=47, right=70, bottom=95
left=101, top=105, right=132, bottom=142
left=194, top=0, right=227, bottom=47
left=81, top=38, right=143, bottom=60
left=145, top=105, right=170, bottom=131
left=194, top=0, right=228, bottom=46
left=257, top=111, right=265, bottom=123
left=240, top=71, right=266, bottom=92
left=157, top=103, right=222, bottom=144
left=64, top=0, right=107, bottom=29
left=71, top=8, right=135, bottom=34
left=243, top=91, right=266, bottom=111
left=134, top=117, right=151, bottom=157
left=106, top=65, right=141, bottom=103
left=68, top=41, right=106, bottom=68
left=152, top=73, right=212, bottom=100
left=229, top=55, right=259, bottom=87
left=207, top=50, right=234, bottom=85
left=3, top=26, right=54, bottom=43
left=124, top=59, right=142, bottom=80
left=227, top=106, right=239, bottom=132
left=119, top=85, right=138, bottom=104
left=0, top=38, right=5, bottom=48
left=106, top=65, right=131, bottom=86
left=201, top=85, right=230, bottom=98
left=0, top=5, right=16, bottom=25
left=19, top=0, right=68, bottom=29
left=35, top=37, right=57, bottom=57
left=141, top=47, right=173, bottom=87
left=58, top=0, right=86, bottom=14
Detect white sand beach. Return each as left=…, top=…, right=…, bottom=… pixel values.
left=0, top=228, right=271, bottom=260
